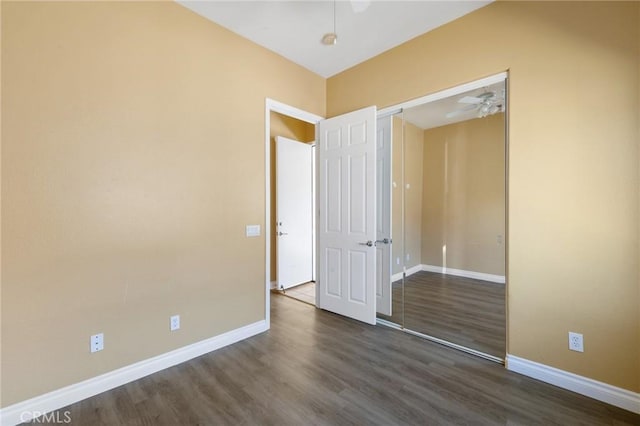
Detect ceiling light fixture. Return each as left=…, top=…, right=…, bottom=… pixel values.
left=321, top=0, right=338, bottom=45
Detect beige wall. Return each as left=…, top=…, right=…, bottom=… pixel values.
left=421, top=114, right=505, bottom=276
left=269, top=112, right=315, bottom=282
left=1, top=1, right=324, bottom=406
left=328, top=1, right=640, bottom=392
left=391, top=116, right=424, bottom=276
left=403, top=121, right=424, bottom=272
left=391, top=116, right=403, bottom=277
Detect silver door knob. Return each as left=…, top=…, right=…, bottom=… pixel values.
left=278, top=231, right=288, bottom=236
left=375, top=238, right=391, bottom=245
left=359, top=240, right=374, bottom=247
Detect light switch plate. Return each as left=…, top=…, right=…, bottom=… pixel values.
left=246, top=225, right=261, bottom=237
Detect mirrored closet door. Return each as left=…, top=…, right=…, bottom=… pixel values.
left=376, top=79, right=507, bottom=361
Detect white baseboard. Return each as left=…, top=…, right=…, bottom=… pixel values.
left=0, top=320, right=268, bottom=426
left=391, top=264, right=423, bottom=282
left=406, top=264, right=423, bottom=278
left=422, top=264, right=505, bottom=284
left=506, top=354, right=640, bottom=414
left=393, top=265, right=505, bottom=284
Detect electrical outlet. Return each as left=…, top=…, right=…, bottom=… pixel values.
left=406, top=253, right=410, bottom=261
left=90, top=333, right=104, bottom=353
left=170, top=315, right=180, bottom=331
left=568, top=332, right=584, bottom=352
left=396, top=257, right=400, bottom=265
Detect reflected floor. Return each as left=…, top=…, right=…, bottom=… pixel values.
left=378, top=271, right=505, bottom=358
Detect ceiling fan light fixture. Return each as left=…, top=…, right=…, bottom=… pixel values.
left=322, top=0, right=338, bottom=46
left=322, top=33, right=338, bottom=45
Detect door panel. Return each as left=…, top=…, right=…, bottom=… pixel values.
left=326, top=248, right=342, bottom=297
left=276, top=136, right=313, bottom=290
left=318, top=106, right=377, bottom=325
left=326, top=157, right=342, bottom=233
left=349, top=154, right=367, bottom=234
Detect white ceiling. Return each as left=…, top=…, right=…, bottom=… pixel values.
left=177, top=1, right=492, bottom=78
left=402, top=80, right=505, bottom=130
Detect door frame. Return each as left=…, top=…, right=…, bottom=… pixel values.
left=265, top=99, right=323, bottom=328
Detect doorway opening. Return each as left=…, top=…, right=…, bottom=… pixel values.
left=265, top=100, right=323, bottom=324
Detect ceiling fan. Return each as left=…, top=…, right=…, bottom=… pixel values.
left=446, top=90, right=505, bottom=119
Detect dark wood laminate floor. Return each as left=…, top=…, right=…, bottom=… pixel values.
left=379, top=271, right=506, bottom=358
left=29, top=295, right=638, bottom=425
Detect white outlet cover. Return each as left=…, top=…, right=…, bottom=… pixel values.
left=170, top=315, right=180, bottom=331
left=568, top=332, right=584, bottom=352
left=91, top=333, right=104, bottom=353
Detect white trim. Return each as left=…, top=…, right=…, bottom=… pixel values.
left=391, top=264, right=423, bottom=282
left=392, top=264, right=505, bottom=283
left=377, top=72, right=508, bottom=117
left=266, top=99, right=324, bottom=124
left=265, top=99, right=324, bottom=325
left=0, top=320, right=268, bottom=426
left=422, top=264, right=505, bottom=284
left=506, top=354, right=640, bottom=414
left=406, top=264, right=423, bottom=277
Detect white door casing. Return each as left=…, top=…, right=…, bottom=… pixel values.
left=376, top=116, right=393, bottom=316
left=318, top=106, right=377, bottom=325
left=311, top=145, right=317, bottom=282
left=276, top=136, right=313, bottom=290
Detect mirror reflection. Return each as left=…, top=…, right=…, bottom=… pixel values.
left=377, top=81, right=507, bottom=360
left=376, top=112, right=405, bottom=326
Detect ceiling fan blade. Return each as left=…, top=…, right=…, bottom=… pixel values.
left=351, top=0, right=371, bottom=13
left=458, top=96, right=483, bottom=105
left=446, top=106, right=476, bottom=118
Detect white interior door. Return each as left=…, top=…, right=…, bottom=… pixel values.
left=376, top=116, right=393, bottom=316
left=318, top=106, right=377, bottom=325
left=276, top=136, right=313, bottom=290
